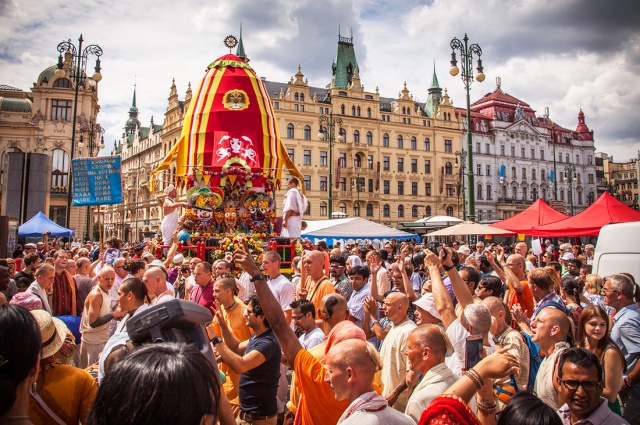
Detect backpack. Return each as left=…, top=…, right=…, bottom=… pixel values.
left=494, top=329, right=542, bottom=403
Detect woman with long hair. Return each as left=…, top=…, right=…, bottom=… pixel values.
left=560, top=276, right=583, bottom=326
left=577, top=304, right=626, bottom=414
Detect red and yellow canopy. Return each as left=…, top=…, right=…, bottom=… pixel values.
left=151, top=54, right=301, bottom=193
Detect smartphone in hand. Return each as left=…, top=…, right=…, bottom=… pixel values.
left=465, top=334, right=483, bottom=370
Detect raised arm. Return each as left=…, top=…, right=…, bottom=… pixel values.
left=444, top=248, right=474, bottom=308
left=398, top=258, right=418, bottom=302
left=233, top=249, right=303, bottom=364
left=163, top=232, right=179, bottom=268
left=487, top=248, right=523, bottom=295
left=369, top=262, right=384, bottom=302
left=424, top=249, right=456, bottom=329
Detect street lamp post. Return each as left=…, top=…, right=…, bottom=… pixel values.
left=55, top=35, right=103, bottom=233
left=318, top=113, right=343, bottom=219
left=454, top=150, right=467, bottom=220
left=544, top=107, right=558, bottom=200
left=564, top=164, right=577, bottom=215
left=450, top=34, right=485, bottom=222
left=78, top=122, right=105, bottom=241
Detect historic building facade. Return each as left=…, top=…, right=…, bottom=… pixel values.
left=0, top=51, right=102, bottom=239
left=596, top=152, right=639, bottom=209
left=458, top=78, right=598, bottom=221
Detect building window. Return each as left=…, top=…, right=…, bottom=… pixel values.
left=540, top=150, right=545, bottom=160
left=339, top=203, right=347, bottom=214
left=445, top=162, right=453, bottom=175
left=588, top=174, right=594, bottom=184
left=354, top=154, right=362, bottom=168
left=446, top=206, right=454, bottom=216
left=501, top=145, right=505, bottom=155
left=367, top=155, right=373, bottom=169
left=424, top=138, right=431, bottom=151
left=353, top=204, right=360, bottom=216
left=304, top=125, right=311, bottom=140
left=287, top=123, right=294, bottom=138
left=51, top=99, right=72, bottom=121
left=566, top=154, right=570, bottom=163
left=424, top=160, right=431, bottom=174
left=487, top=185, right=492, bottom=200
left=339, top=153, right=346, bottom=167
left=383, top=133, right=389, bottom=147
left=352, top=106, right=356, bottom=116
left=411, top=205, right=418, bottom=218
left=485, top=144, right=490, bottom=154
left=53, top=78, right=72, bottom=88
left=446, top=184, right=454, bottom=197
left=411, top=182, right=418, bottom=196
left=366, top=131, right=373, bottom=145
left=368, top=179, right=373, bottom=192
left=341, top=104, right=345, bottom=114
left=425, top=183, right=432, bottom=196
left=541, top=169, right=546, bottom=181
left=383, top=180, right=390, bottom=195
left=486, top=165, right=491, bottom=176
left=303, top=150, right=311, bottom=165
left=274, top=101, right=279, bottom=109
left=521, top=147, right=526, bottom=158
left=383, top=204, right=390, bottom=217
left=425, top=205, right=432, bottom=216
left=398, top=205, right=404, bottom=218
left=383, top=156, right=390, bottom=170
left=397, top=158, right=404, bottom=172
left=320, top=151, right=327, bottom=166
left=304, top=175, right=311, bottom=191
left=397, top=135, right=404, bottom=149
left=287, top=148, right=295, bottom=163
left=411, top=159, right=417, bottom=173
left=319, top=176, right=328, bottom=191
left=511, top=146, right=516, bottom=157
left=51, top=149, right=69, bottom=188
left=411, top=137, right=417, bottom=150
left=531, top=168, right=536, bottom=180
left=531, top=148, right=535, bottom=159
left=367, top=108, right=372, bottom=118
left=398, top=181, right=404, bottom=195
left=366, top=203, right=373, bottom=216
left=444, top=139, right=452, bottom=153
left=339, top=128, right=347, bottom=143
left=340, top=178, right=347, bottom=191
left=477, top=184, right=483, bottom=199
left=523, top=187, right=528, bottom=200
left=353, top=130, right=360, bottom=143
left=477, top=164, right=482, bottom=176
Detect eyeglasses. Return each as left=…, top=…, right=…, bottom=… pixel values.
left=559, top=379, right=600, bottom=392
left=600, top=287, right=618, bottom=295
left=291, top=315, right=304, bottom=321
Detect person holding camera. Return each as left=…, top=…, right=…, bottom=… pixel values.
left=425, top=247, right=495, bottom=377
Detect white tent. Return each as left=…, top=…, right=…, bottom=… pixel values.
left=301, top=217, right=419, bottom=247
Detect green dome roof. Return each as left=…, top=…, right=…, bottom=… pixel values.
left=37, top=65, right=58, bottom=85
left=0, top=97, right=32, bottom=112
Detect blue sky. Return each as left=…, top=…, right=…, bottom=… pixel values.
left=1, top=0, right=639, bottom=161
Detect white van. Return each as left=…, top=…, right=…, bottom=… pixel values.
left=592, top=222, right=640, bottom=283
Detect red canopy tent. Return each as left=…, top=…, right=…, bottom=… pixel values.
left=489, top=199, right=569, bottom=235
left=531, top=192, right=640, bottom=237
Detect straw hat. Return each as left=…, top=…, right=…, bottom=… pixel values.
left=30, top=309, right=68, bottom=359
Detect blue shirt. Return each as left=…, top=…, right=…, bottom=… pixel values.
left=611, top=303, right=640, bottom=392
left=347, top=282, right=371, bottom=328
left=239, top=329, right=281, bottom=416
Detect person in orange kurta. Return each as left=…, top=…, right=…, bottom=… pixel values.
left=210, top=277, right=252, bottom=412
left=301, top=251, right=336, bottom=321
left=233, top=249, right=380, bottom=425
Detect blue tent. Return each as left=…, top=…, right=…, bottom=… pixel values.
left=18, top=211, right=74, bottom=237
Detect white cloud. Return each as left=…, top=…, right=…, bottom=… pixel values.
left=0, top=0, right=638, bottom=161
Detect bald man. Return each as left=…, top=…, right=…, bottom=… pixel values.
left=378, top=292, right=417, bottom=412
left=404, top=324, right=460, bottom=422
left=482, top=296, right=530, bottom=407
left=143, top=267, right=173, bottom=305
left=532, top=306, right=572, bottom=410
left=79, top=267, right=122, bottom=368
left=325, top=340, right=414, bottom=424
left=301, top=251, right=335, bottom=316
left=515, top=242, right=535, bottom=272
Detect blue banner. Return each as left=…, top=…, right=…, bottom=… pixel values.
left=71, top=156, right=123, bottom=206
left=549, top=170, right=555, bottom=182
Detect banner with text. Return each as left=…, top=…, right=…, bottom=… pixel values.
left=71, top=156, right=123, bottom=206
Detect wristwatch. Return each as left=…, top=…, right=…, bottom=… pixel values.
left=211, top=336, right=223, bottom=346
left=250, top=273, right=266, bottom=282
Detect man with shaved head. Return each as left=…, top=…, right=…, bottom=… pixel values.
left=143, top=266, right=173, bottom=305
left=531, top=306, right=572, bottom=410
left=301, top=250, right=335, bottom=316
left=404, top=324, right=459, bottom=422
left=515, top=242, right=535, bottom=272
left=378, top=292, right=417, bottom=412
left=325, top=340, right=414, bottom=424
left=482, top=296, right=529, bottom=407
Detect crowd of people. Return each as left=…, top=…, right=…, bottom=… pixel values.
left=0, top=233, right=638, bottom=425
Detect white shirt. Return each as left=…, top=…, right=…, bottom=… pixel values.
left=379, top=319, right=417, bottom=412
left=445, top=318, right=496, bottom=377
left=268, top=274, right=296, bottom=312
left=299, top=327, right=324, bottom=350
